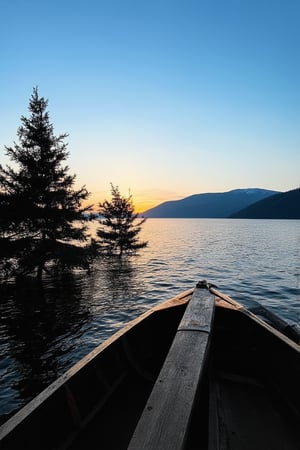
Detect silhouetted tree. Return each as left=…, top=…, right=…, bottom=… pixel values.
left=96, top=184, right=147, bottom=257
left=0, top=87, right=94, bottom=281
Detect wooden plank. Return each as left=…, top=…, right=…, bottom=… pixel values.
left=128, top=285, right=215, bottom=450
left=178, top=285, right=215, bottom=332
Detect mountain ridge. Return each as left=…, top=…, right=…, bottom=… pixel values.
left=142, top=188, right=280, bottom=218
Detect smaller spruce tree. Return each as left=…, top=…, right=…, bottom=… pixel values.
left=96, top=184, right=148, bottom=257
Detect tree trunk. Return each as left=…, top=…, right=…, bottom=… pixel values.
left=37, top=260, right=44, bottom=282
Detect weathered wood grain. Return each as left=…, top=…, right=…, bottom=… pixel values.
left=128, top=286, right=215, bottom=450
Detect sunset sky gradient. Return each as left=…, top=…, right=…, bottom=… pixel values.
left=1, top=0, right=299, bottom=212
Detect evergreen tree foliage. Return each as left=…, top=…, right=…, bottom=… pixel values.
left=96, top=184, right=148, bottom=257
left=0, top=87, right=94, bottom=280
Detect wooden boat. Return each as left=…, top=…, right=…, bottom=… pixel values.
left=0, top=281, right=299, bottom=449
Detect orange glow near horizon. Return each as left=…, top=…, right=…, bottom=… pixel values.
left=84, top=196, right=160, bottom=214
left=83, top=188, right=185, bottom=214
left=133, top=199, right=159, bottom=214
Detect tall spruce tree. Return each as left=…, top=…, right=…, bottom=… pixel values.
left=96, top=184, right=148, bottom=257
left=0, top=87, right=94, bottom=280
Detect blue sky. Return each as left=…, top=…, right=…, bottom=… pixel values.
left=1, top=0, right=299, bottom=210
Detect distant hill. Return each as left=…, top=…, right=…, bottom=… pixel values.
left=142, top=188, right=279, bottom=218
left=230, top=188, right=300, bottom=219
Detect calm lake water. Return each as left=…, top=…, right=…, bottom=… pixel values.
left=0, top=219, right=299, bottom=419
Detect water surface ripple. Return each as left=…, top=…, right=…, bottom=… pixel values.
left=0, top=219, right=299, bottom=418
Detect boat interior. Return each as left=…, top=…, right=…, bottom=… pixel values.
left=1, top=290, right=299, bottom=450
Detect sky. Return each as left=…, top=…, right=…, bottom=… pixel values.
left=1, top=0, right=299, bottom=212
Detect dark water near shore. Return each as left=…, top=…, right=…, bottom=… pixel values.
left=0, top=219, right=299, bottom=418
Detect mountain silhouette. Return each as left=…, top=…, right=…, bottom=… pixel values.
left=230, top=188, right=300, bottom=219
left=142, top=188, right=279, bottom=218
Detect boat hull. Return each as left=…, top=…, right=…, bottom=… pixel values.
left=0, top=285, right=299, bottom=449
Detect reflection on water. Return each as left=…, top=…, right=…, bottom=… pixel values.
left=0, top=273, right=91, bottom=416
left=0, top=219, right=299, bottom=419
left=0, top=259, right=145, bottom=419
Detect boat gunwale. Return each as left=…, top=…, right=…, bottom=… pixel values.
left=210, top=285, right=300, bottom=351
